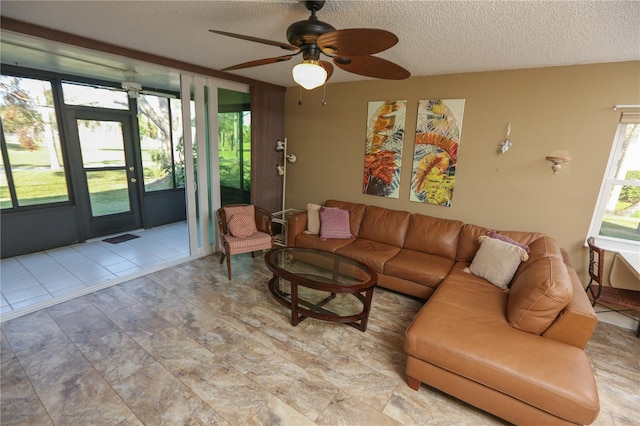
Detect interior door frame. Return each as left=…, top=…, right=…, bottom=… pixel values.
left=64, top=106, right=142, bottom=239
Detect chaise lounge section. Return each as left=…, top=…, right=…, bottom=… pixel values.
left=287, top=200, right=599, bottom=425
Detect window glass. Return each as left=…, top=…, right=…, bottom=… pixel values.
left=218, top=88, right=251, bottom=204
left=86, top=169, right=131, bottom=216
left=171, top=98, right=186, bottom=188
left=77, top=120, right=125, bottom=167
left=0, top=75, right=69, bottom=207
left=62, top=82, right=129, bottom=109
left=596, top=122, right=640, bottom=242
left=0, top=154, right=11, bottom=209
left=138, top=94, right=174, bottom=191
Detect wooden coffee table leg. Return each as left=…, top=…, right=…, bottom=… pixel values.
left=358, top=287, right=375, bottom=331
left=290, top=281, right=301, bottom=326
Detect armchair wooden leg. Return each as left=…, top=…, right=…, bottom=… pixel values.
left=219, top=252, right=225, bottom=264
left=226, top=253, right=232, bottom=280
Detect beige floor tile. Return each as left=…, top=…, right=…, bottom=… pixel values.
left=1, top=254, right=638, bottom=425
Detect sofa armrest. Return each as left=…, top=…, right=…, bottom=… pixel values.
left=287, top=211, right=308, bottom=247
left=542, top=250, right=598, bottom=349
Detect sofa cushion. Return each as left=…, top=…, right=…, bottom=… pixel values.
left=403, top=214, right=463, bottom=259
left=336, top=238, right=401, bottom=273
left=294, top=233, right=354, bottom=253
left=224, top=205, right=254, bottom=223
left=512, top=236, right=563, bottom=283
left=384, top=249, right=454, bottom=288
left=357, top=205, right=411, bottom=247
left=468, top=236, right=528, bottom=290
left=508, top=256, right=573, bottom=335
left=456, top=223, right=489, bottom=262
left=319, top=207, right=352, bottom=239
left=405, top=268, right=599, bottom=425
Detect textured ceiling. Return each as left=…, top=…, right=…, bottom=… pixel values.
left=1, top=0, right=639, bottom=92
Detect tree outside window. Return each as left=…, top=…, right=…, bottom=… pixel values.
left=0, top=75, right=69, bottom=208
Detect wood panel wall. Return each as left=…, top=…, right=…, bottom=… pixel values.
left=250, top=86, right=286, bottom=213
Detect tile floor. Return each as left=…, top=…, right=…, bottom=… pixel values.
left=2, top=220, right=638, bottom=335
left=1, top=222, right=190, bottom=319
left=1, top=254, right=639, bottom=425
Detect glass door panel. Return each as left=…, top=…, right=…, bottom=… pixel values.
left=77, top=119, right=131, bottom=217
left=86, top=169, right=130, bottom=216
left=78, top=120, right=126, bottom=167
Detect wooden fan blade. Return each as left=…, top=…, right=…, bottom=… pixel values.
left=223, top=55, right=295, bottom=71
left=210, top=30, right=298, bottom=51
left=333, top=56, right=410, bottom=80
left=318, top=29, right=398, bottom=56
left=319, top=60, right=334, bottom=81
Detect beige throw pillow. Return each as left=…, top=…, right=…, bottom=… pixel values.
left=467, top=236, right=529, bottom=290
left=305, top=203, right=322, bottom=234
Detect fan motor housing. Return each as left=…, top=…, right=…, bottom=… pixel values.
left=286, top=19, right=335, bottom=47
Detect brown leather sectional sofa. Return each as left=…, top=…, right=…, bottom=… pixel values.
left=287, top=200, right=600, bottom=425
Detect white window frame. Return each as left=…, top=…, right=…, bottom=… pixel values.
left=587, top=111, right=640, bottom=254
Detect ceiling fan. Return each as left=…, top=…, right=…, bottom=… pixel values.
left=210, top=0, right=410, bottom=90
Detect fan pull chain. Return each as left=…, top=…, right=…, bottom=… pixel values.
left=322, top=83, right=327, bottom=106
left=298, top=86, right=303, bottom=106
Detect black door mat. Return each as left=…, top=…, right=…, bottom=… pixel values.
left=103, top=233, right=140, bottom=244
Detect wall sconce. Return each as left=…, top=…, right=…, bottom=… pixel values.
left=545, top=155, right=572, bottom=174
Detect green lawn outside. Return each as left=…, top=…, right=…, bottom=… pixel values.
left=8, top=169, right=69, bottom=207
left=3, top=142, right=251, bottom=211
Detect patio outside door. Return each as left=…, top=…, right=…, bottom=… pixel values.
left=68, top=110, right=142, bottom=239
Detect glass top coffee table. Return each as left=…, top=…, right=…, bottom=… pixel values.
left=264, top=248, right=378, bottom=331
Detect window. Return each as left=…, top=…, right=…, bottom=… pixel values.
left=62, top=82, right=129, bottom=109
left=218, top=87, right=251, bottom=205
left=137, top=93, right=184, bottom=191
left=588, top=111, right=640, bottom=250
left=0, top=75, right=70, bottom=209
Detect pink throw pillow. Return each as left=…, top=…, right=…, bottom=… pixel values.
left=320, top=207, right=352, bottom=239
left=487, top=230, right=531, bottom=254
left=227, top=214, right=257, bottom=238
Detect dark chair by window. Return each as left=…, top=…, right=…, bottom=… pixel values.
left=586, top=237, right=640, bottom=337
left=216, top=204, right=273, bottom=280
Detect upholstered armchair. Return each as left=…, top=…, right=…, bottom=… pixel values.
left=215, top=204, right=273, bottom=280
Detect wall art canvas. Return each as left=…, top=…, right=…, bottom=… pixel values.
left=362, top=100, right=407, bottom=198
left=410, top=99, right=465, bottom=206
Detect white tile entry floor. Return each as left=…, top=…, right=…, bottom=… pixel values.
left=1, top=222, right=189, bottom=317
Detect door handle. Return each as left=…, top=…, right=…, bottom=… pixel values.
left=130, top=178, right=137, bottom=183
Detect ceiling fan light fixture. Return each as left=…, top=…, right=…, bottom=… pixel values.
left=292, top=60, right=327, bottom=90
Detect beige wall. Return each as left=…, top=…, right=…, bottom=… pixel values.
left=283, top=61, right=640, bottom=279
